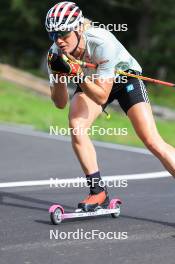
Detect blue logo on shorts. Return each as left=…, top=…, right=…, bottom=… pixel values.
left=126, top=84, right=134, bottom=92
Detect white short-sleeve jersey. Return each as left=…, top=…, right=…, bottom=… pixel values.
left=82, top=27, right=142, bottom=79
left=48, top=26, right=142, bottom=84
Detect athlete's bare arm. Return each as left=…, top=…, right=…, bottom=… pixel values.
left=50, top=74, right=69, bottom=109
left=79, top=77, right=114, bottom=105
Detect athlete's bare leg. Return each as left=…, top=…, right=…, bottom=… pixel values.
left=69, top=92, right=102, bottom=175
left=127, top=102, right=175, bottom=177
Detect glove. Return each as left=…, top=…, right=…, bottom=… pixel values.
left=47, top=48, right=83, bottom=76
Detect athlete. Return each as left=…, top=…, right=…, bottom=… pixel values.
left=45, top=2, right=175, bottom=212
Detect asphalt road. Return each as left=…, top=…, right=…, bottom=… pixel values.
left=0, top=125, right=174, bottom=264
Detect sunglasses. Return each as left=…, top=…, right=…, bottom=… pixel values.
left=48, top=30, right=71, bottom=42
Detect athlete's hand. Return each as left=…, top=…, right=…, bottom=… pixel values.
left=63, top=53, right=84, bottom=76
left=47, top=48, right=70, bottom=74
left=47, top=48, right=83, bottom=76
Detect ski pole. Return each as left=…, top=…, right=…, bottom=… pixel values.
left=75, top=59, right=175, bottom=87
left=117, top=70, right=175, bottom=87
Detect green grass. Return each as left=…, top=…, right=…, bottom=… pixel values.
left=0, top=79, right=175, bottom=147
left=148, top=84, right=175, bottom=110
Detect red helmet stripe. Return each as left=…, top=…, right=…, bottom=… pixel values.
left=50, top=11, right=79, bottom=18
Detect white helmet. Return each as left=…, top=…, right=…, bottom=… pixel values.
left=45, top=2, right=84, bottom=32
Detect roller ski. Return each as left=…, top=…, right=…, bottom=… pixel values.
left=49, top=190, right=122, bottom=225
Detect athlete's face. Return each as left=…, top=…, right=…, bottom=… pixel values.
left=55, top=31, right=78, bottom=53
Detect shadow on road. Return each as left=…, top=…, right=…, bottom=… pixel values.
left=0, top=191, right=75, bottom=211
left=0, top=191, right=174, bottom=229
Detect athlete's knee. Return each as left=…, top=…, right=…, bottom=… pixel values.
left=69, top=117, right=82, bottom=129
left=144, top=137, right=159, bottom=151
left=69, top=118, right=87, bottom=143
left=142, top=134, right=165, bottom=155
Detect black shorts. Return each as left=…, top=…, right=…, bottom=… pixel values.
left=73, top=74, right=150, bottom=115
